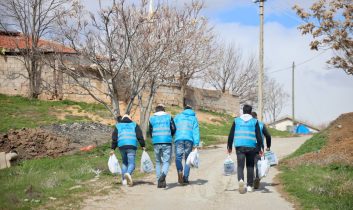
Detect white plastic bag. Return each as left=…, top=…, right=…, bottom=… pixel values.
left=224, top=155, right=236, bottom=176
left=108, top=154, right=122, bottom=175
left=265, top=151, right=278, bottom=166
left=140, top=151, right=154, bottom=173
left=257, top=156, right=270, bottom=178
left=186, top=148, right=199, bottom=168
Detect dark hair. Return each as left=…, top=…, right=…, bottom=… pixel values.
left=243, top=104, right=252, bottom=114
left=251, top=112, right=257, bottom=119
left=116, top=115, right=122, bottom=122
left=155, top=105, right=165, bottom=112
left=184, top=105, right=192, bottom=110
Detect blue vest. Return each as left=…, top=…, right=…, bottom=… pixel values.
left=116, top=122, right=138, bottom=147
left=233, top=117, right=258, bottom=148
left=174, top=114, right=194, bottom=142
left=149, top=114, right=172, bottom=144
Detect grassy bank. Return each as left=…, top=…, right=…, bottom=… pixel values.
left=0, top=94, right=110, bottom=132
left=280, top=133, right=353, bottom=209
left=0, top=143, right=154, bottom=209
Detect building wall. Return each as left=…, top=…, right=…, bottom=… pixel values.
left=270, top=119, right=293, bottom=131
left=0, top=55, right=240, bottom=114
left=0, top=56, right=30, bottom=96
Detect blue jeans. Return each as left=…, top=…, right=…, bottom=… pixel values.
left=154, top=144, right=172, bottom=180
left=119, top=149, right=136, bottom=180
left=175, top=140, right=193, bottom=179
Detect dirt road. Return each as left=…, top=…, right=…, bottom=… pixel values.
left=81, top=136, right=309, bottom=210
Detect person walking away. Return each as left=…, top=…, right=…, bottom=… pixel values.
left=251, top=111, right=271, bottom=189
left=174, top=105, right=200, bottom=185
left=149, top=104, right=176, bottom=188
left=111, top=114, right=145, bottom=186
left=227, top=105, right=263, bottom=194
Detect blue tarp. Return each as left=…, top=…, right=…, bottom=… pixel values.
left=295, top=124, right=310, bottom=134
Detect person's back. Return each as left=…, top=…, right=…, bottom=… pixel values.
left=111, top=115, right=145, bottom=187
left=227, top=105, right=263, bottom=194
left=174, top=108, right=199, bottom=143
left=149, top=104, right=176, bottom=188
left=174, top=106, right=200, bottom=184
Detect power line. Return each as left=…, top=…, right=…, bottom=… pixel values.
left=268, top=50, right=328, bottom=74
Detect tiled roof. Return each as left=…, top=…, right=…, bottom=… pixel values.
left=0, top=32, right=76, bottom=54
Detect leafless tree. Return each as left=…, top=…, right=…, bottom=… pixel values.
left=264, top=78, right=289, bottom=122
left=204, top=42, right=258, bottom=105
left=54, top=0, right=144, bottom=117
left=293, top=0, right=353, bottom=75
left=204, top=43, right=239, bottom=93
left=171, top=1, right=217, bottom=106
left=0, top=0, right=71, bottom=98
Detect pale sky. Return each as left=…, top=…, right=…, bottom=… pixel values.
left=84, top=0, right=353, bottom=126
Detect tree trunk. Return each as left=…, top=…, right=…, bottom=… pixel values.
left=29, top=60, right=41, bottom=99
left=139, top=91, right=155, bottom=139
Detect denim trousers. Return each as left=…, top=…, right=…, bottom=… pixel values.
left=175, top=140, right=193, bottom=179
left=119, top=148, right=136, bottom=180
left=153, top=144, right=172, bottom=180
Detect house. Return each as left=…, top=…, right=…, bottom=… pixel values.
left=268, top=116, right=320, bottom=134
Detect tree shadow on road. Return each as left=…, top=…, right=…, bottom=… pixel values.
left=256, top=181, right=279, bottom=193
left=165, top=179, right=208, bottom=190
left=132, top=180, right=155, bottom=186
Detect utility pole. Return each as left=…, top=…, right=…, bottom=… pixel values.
left=292, top=61, right=295, bottom=125
left=254, top=0, right=265, bottom=121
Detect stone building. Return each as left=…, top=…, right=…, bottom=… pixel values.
left=0, top=30, right=239, bottom=114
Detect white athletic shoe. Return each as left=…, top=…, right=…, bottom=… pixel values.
left=124, top=173, right=133, bottom=186
left=247, top=186, right=253, bottom=192
left=239, top=179, right=246, bottom=194
left=122, top=179, right=127, bottom=186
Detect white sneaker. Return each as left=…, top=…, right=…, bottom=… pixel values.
left=122, top=179, right=127, bottom=186
left=247, top=186, right=253, bottom=192
left=124, top=173, right=133, bottom=186
left=239, top=179, right=246, bottom=194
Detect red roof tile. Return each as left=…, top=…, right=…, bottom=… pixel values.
left=0, top=33, right=76, bottom=54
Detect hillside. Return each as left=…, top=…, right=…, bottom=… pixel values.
left=280, top=112, right=353, bottom=210
left=286, top=112, right=353, bottom=167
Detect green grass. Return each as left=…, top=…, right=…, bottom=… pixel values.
left=267, top=127, right=294, bottom=138
left=280, top=164, right=353, bottom=210
left=287, top=132, right=327, bottom=159
left=0, top=142, right=155, bottom=209
left=199, top=120, right=233, bottom=146
left=0, top=94, right=111, bottom=132
left=280, top=131, right=353, bottom=209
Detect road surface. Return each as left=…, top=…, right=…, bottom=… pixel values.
left=81, top=136, right=309, bottom=210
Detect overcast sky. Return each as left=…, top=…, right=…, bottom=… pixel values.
left=85, top=0, right=353, bottom=125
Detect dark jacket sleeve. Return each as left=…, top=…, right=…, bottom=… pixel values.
left=170, top=117, right=176, bottom=136
left=262, top=125, right=272, bottom=148
left=111, top=127, right=118, bottom=150
left=255, top=121, right=264, bottom=151
left=227, top=121, right=235, bottom=151
left=148, top=120, right=153, bottom=138
left=135, top=124, right=145, bottom=147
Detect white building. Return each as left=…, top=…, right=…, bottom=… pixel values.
left=268, top=117, right=320, bottom=133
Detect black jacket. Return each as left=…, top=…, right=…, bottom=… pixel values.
left=262, top=124, right=272, bottom=149
left=111, top=117, right=145, bottom=150
left=227, top=118, right=263, bottom=152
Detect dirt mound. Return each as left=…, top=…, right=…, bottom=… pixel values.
left=288, top=112, right=353, bottom=166
left=0, top=122, right=113, bottom=161
left=41, top=122, right=113, bottom=150
left=0, top=128, right=71, bottom=160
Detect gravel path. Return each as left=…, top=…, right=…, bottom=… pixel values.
left=81, top=136, right=310, bottom=210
